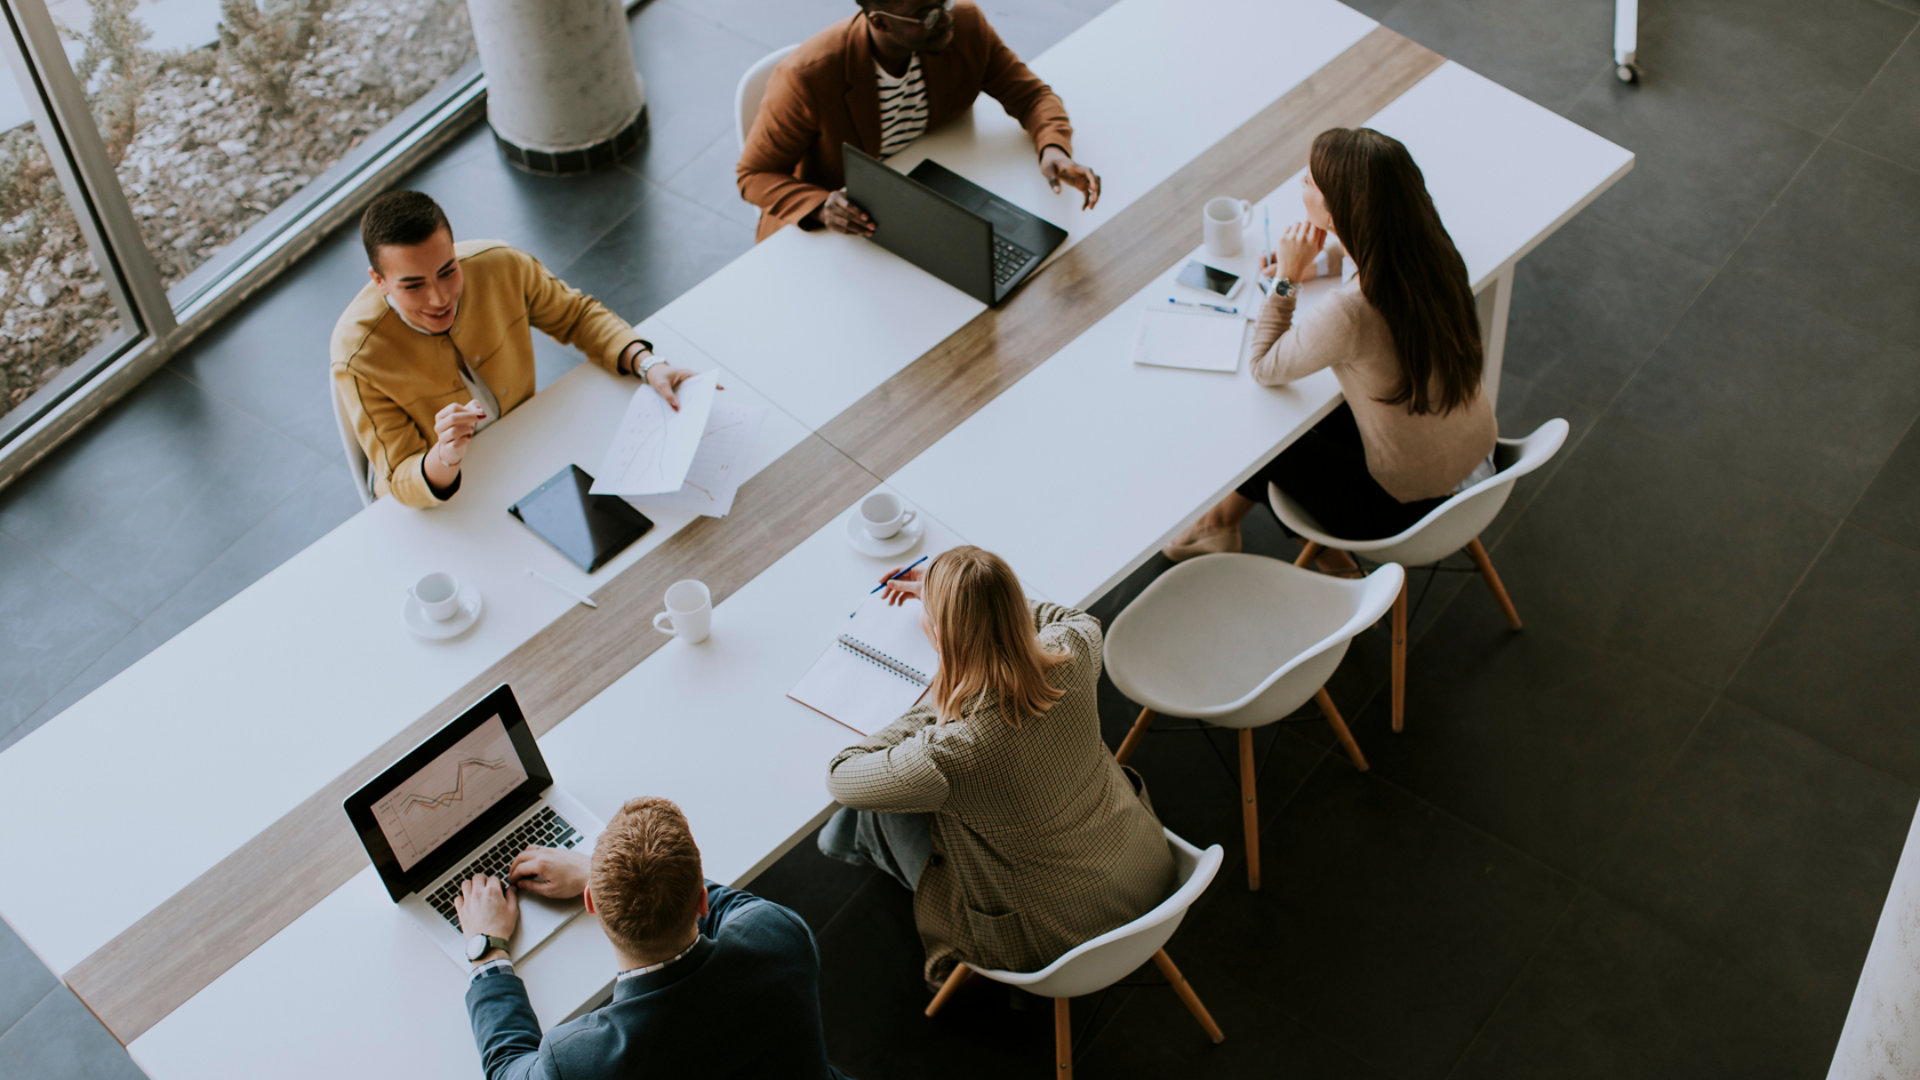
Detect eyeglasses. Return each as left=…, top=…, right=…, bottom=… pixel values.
left=871, top=0, right=954, bottom=31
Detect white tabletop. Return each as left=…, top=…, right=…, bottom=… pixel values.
left=0, top=320, right=810, bottom=974
left=129, top=487, right=968, bottom=1080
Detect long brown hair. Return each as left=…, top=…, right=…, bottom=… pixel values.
left=1310, top=127, right=1482, bottom=415
left=922, top=546, right=1070, bottom=725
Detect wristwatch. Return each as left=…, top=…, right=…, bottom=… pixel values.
left=1271, top=277, right=1297, bottom=298
left=466, top=933, right=509, bottom=962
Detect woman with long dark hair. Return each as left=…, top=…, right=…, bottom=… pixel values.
left=1165, top=127, right=1497, bottom=563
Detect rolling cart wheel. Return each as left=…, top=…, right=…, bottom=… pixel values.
left=1615, top=62, right=1639, bottom=84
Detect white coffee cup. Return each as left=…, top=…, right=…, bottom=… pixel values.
left=859, top=492, right=917, bottom=540
left=1202, top=196, right=1251, bottom=258
left=652, top=579, right=712, bottom=643
left=411, top=571, right=462, bottom=622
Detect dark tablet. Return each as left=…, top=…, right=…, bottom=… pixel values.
left=508, top=465, right=653, bottom=574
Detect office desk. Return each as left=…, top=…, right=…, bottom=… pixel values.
left=0, top=0, right=1627, bottom=1071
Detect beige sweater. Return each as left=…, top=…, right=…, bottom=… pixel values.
left=1251, top=279, right=1497, bottom=502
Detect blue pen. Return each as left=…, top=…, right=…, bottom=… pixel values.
left=1168, top=297, right=1238, bottom=316
left=858, top=554, right=929, bottom=615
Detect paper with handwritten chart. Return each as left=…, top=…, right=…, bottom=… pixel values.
left=589, top=371, right=718, bottom=496
left=623, top=402, right=768, bottom=518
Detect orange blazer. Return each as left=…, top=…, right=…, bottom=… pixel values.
left=736, top=2, right=1075, bottom=242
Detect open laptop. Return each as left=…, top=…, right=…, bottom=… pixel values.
left=345, top=683, right=604, bottom=968
left=843, top=143, right=1068, bottom=305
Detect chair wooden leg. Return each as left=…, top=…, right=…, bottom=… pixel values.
left=1055, top=997, right=1073, bottom=1078
left=1315, top=688, right=1368, bottom=772
left=1292, top=540, right=1323, bottom=568
left=1391, top=577, right=1408, bottom=733
left=1114, top=706, right=1155, bottom=766
left=1238, top=728, right=1260, bottom=890
left=1152, top=949, right=1226, bottom=1044
left=1466, top=537, right=1523, bottom=630
left=924, top=963, right=972, bottom=1018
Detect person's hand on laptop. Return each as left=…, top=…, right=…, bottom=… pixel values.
left=454, top=874, right=519, bottom=947
left=1040, top=146, right=1100, bottom=211
left=509, top=846, right=591, bottom=899
left=809, top=189, right=875, bottom=236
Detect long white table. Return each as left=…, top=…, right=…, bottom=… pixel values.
left=0, top=0, right=1629, bottom=1074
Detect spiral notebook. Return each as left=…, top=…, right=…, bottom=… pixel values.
left=788, top=594, right=941, bottom=736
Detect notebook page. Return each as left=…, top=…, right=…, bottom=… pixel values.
left=787, top=595, right=940, bottom=737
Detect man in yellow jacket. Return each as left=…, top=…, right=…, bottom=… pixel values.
left=330, top=190, right=696, bottom=508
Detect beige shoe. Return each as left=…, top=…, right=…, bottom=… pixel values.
left=1162, top=522, right=1243, bottom=562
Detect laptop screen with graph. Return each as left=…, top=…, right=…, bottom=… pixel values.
left=345, top=683, right=554, bottom=901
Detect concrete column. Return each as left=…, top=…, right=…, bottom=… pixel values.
left=1829, top=802, right=1920, bottom=1080
left=466, top=0, right=647, bottom=175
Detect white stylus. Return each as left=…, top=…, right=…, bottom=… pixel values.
left=526, top=568, right=599, bottom=609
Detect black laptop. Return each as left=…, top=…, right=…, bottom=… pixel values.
left=843, top=143, right=1068, bottom=305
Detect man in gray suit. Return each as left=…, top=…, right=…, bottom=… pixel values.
left=454, top=795, right=853, bottom=1079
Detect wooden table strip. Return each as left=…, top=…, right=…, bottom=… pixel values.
left=819, top=27, right=1442, bottom=476
left=67, top=435, right=878, bottom=1043
left=68, top=26, right=1441, bottom=1045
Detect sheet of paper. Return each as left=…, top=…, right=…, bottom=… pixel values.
left=588, top=371, right=718, bottom=496
left=1131, top=307, right=1245, bottom=373
left=624, top=402, right=767, bottom=518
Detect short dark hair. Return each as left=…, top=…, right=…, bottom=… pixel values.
left=361, top=190, right=451, bottom=272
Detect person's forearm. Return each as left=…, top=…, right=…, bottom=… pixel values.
left=1249, top=292, right=1300, bottom=386
left=422, top=441, right=460, bottom=490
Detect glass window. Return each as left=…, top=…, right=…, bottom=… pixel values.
left=50, top=0, right=476, bottom=301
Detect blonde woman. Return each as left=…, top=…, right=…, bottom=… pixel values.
left=821, top=546, right=1174, bottom=987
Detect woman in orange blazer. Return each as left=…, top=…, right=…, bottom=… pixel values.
left=736, top=0, right=1100, bottom=241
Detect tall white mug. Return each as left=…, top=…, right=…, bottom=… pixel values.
left=1202, top=196, right=1251, bottom=258
left=652, top=579, right=712, bottom=643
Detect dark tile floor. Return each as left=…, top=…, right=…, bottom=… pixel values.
left=4, top=0, right=1919, bottom=1076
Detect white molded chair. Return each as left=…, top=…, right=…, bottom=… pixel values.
left=924, top=829, right=1226, bottom=1078
left=1104, top=555, right=1405, bottom=889
left=735, top=44, right=799, bottom=151
left=331, top=377, right=375, bottom=507
left=1270, top=418, right=1570, bottom=731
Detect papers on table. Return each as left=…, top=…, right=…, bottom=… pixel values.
left=1131, top=307, right=1246, bottom=373
left=624, top=402, right=768, bottom=518
left=788, top=594, right=941, bottom=736
left=589, top=371, right=718, bottom=496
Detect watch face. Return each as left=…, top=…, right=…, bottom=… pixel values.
left=466, top=934, right=488, bottom=961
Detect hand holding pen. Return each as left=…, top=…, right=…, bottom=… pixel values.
left=872, top=555, right=929, bottom=608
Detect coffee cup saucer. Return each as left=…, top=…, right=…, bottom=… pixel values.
left=846, top=509, right=924, bottom=558
left=403, top=580, right=484, bottom=640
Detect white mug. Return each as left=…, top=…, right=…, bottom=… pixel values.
left=1202, top=196, right=1251, bottom=258
left=859, top=492, right=917, bottom=540
left=410, top=571, right=462, bottom=622
left=652, top=579, right=712, bottom=643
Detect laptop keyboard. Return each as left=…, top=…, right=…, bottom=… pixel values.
left=424, top=806, right=581, bottom=929
left=992, top=235, right=1035, bottom=287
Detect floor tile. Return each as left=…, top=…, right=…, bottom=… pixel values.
left=1727, top=524, right=1920, bottom=787
left=1562, top=74, right=1821, bottom=265
left=1353, top=604, right=1711, bottom=879
left=1835, top=35, right=1920, bottom=172
left=0, top=918, right=55, bottom=1040
left=0, top=985, right=145, bottom=1080
left=1614, top=274, right=1920, bottom=517
left=1851, top=417, right=1920, bottom=550
left=1451, top=887, right=1850, bottom=1080
left=627, top=1, right=773, bottom=186
left=1482, top=369, right=1603, bottom=548
left=0, top=533, right=138, bottom=734
left=0, top=370, right=327, bottom=621
left=1589, top=699, right=1915, bottom=1015
left=1386, top=0, right=1610, bottom=113
left=1484, top=414, right=1835, bottom=688
left=1501, top=211, right=1717, bottom=409
left=744, top=825, right=882, bottom=938
left=661, top=0, right=851, bottom=53
left=1636, top=0, right=1917, bottom=135
left=557, top=182, right=753, bottom=326
left=1192, top=761, right=1580, bottom=1080
left=1728, top=141, right=1920, bottom=349
left=660, top=131, right=764, bottom=231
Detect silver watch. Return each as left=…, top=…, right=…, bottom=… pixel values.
left=637, top=352, right=663, bottom=381
left=1271, top=277, right=1296, bottom=298
left=466, top=933, right=509, bottom=962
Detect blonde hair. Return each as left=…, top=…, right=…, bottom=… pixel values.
left=922, top=546, right=1071, bottom=725
left=589, top=796, right=704, bottom=956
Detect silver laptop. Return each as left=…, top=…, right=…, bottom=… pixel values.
left=345, top=683, right=604, bottom=968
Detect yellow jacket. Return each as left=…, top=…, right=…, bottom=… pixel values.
left=329, top=240, right=642, bottom=508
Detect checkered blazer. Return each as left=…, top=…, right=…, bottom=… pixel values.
left=827, top=601, right=1176, bottom=981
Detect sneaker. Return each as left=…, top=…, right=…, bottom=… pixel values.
left=1162, top=522, right=1242, bottom=562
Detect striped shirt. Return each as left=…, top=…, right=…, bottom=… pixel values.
left=875, top=55, right=930, bottom=158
